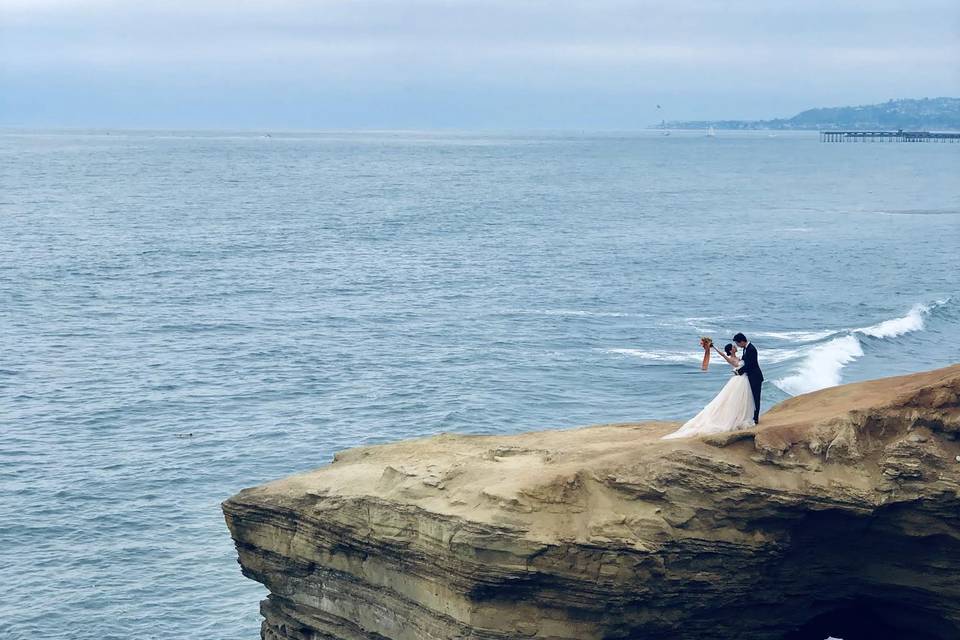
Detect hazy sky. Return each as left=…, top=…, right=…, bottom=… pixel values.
left=2, top=0, right=958, bottom=128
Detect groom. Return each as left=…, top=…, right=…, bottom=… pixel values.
left=733, top=332, right=763, bottom=424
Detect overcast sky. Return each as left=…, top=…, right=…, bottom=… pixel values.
left=1, top=0, right=958, bottom=129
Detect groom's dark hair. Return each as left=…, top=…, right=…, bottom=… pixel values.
left=724, top=343, right=735, bottom=356
left=733, top=333, right=747, bottom=343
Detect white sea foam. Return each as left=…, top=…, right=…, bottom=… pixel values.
left=605, top=349, right=700, bottom=363
left=613, top=300, right=948, bottom=393
left=774, top=335, right=864, bottom=396
left=651, top=315, right=753, bottom=334
left=753, top=329, right=838, bottom=343
left=854, top=301, right=938, bottom=338
left=773, top=300, right=949, bottom=396
left=761, top=348, right=805, bottom=364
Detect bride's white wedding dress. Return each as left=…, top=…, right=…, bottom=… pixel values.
left=663, top=358, right=755, bottom=439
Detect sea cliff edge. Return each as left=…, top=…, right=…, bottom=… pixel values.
left=223, top=365, right=960, bottom=639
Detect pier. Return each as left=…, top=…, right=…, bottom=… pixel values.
left=821, top=130, right=960, bottom=143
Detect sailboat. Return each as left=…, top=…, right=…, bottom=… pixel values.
left=659, top=115, right=670, bottom=136
left=706, top=126, right=716, bottom=137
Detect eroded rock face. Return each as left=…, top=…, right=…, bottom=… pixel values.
left=223, top=365, right=960, bottom=639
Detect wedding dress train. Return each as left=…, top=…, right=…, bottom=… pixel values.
left=663, top=360, right=755, bottom=439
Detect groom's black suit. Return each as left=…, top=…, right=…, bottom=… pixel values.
left=736, top=343, right=764, bottom=424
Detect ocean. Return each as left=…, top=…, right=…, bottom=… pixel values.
left=2, top=129, right=958, bottom=639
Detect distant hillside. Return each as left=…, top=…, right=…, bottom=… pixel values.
left=659, top=97, right=960, bottom=131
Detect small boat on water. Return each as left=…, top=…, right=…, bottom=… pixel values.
left=706, top=127, right=716, bottom=137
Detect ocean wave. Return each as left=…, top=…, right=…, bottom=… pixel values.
left=774, top=335, right=864, bottom=396
left=605, top=349, right=699, bottom=363
left=853, top=300, right=945, bottom=339
left=760, top=348, right=806, bottom=364
left=606, top=347, right=802, bottom=365
left=613, top=300, right=950, bottom=391
left=667, top=315, right=753, bottom=333
left=878, top=208, right=960, bottom=216
left=752, top=329, right=838, bottom=343
left=507, top=309, right=646, bottom=318
left=683, top=313, right=750, bottom=326
left=773, top=299, right=950, bottom=396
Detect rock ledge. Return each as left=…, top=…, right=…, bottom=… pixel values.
left=224, top=365, right=960, bottom=639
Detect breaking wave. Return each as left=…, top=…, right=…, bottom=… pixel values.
left=606, top=300, right=950, bottom=398
left=773, top=300, right=949, bottom=396
left=854, top=301, right=941, bottom=339
left=774, top=335, right=864, bottom=396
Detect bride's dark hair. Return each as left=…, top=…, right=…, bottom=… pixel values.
left=724, top=343, right=735, bottom=356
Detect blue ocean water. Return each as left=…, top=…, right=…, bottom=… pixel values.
left=1, top=129, right=958, bottom=639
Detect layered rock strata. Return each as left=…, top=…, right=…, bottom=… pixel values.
left=224, top=365, right=960, bottom=639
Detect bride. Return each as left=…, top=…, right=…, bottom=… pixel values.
left=663, top=343, right=755, bottom=439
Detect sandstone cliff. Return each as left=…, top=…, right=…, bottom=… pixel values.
left=223, top=365, right=960, bottom=639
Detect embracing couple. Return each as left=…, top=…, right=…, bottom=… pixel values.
left=664, top=333, right=763, bottom=440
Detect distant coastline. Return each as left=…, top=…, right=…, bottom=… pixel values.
left=655, top=97, right=960, bottom=131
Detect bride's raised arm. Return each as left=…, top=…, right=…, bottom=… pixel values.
left=712, top=345, right=740, bottom=367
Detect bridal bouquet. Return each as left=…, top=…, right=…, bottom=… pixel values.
left=699, top=336, right=713, bottom=370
